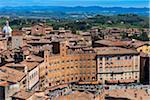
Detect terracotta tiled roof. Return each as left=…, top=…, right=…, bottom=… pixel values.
left=21, top=61, right=40, bottom=71
left=27, top=40, right=51, bottom=44
left=95, top=40, right=127, bottom=47
left=26, top=55, right=44, bottom=62
left=130, top=41, right=149, bottom=48
left=12, top=90, right=34, bottom=100
left=12, top=30, right=23, bottom=36
left=0, top=66, right=25, bottom=83
left=56, top=91, right=94, bottom=100
left=106, top=89, right=150, bottom=100
left=94, top=47, right=138, bottom=55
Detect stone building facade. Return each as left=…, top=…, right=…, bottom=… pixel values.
left=44, top=41, right=97, bottom=89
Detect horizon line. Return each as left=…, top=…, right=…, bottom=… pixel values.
left=0, top=5, right=149, bottom=9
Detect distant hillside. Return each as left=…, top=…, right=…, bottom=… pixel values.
left=0, top=6, right=149, bottom=18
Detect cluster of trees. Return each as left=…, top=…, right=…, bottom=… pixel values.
left=51, top=14, right=148, bottom=31
left=129, top=32, right=149, bottom=41
left=85, top=14, right=148, bottom=28
left=121, top=32, right=149, bottom=41
left=0, top=14, right=148, bottom=31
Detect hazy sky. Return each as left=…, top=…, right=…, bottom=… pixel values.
left=0, top=0, right=149, bottom=8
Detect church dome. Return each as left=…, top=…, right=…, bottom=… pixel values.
left=3, top=25, right=12, bottom=34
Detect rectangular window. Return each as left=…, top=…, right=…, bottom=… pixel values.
left=105, top=67, right=108, bottom=71
left=110, top=67, right=112, bottom=71
left=99, top=67, right=103, bottom=72
left=106, top=74, right=108, bottom=77
left=129, top=56, right=132, bottom=59
left=117, top=56, right=120, bottom=60
left=125, top=56, right=128, bottom=60
left=62, top=67, right=64, bottom=70
left=106, top=57, right=109, bottom=60
left=99, top=57, right=102, bottom=60
left=62, top=60, right=64, bottom=63
left=135, top=65, right=138, bottom=69
left=92, top=72, right=95, bottom=75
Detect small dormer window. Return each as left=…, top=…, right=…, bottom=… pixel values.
left=28, top=57, right=31, bottom=60
left=36, top=28, right=39, bottom=31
